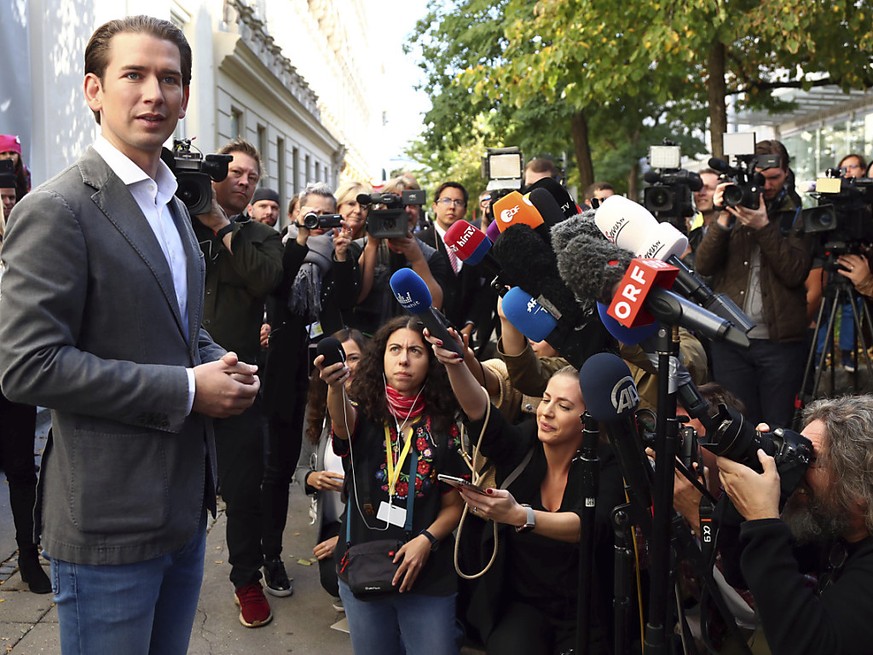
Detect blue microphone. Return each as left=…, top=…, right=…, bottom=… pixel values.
left=389, top=268, right=465, bottom=356
left=596, top=302, right=660, bottom=346
left=502, top=287, right=558, bottom=342
left=579, top=352, right=653, bottom=511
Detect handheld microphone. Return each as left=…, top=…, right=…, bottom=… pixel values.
left=526, top=176, right=581, bottom=219
left=595, top=200, right=755, bottom=333
left=549, top=209, right=602, bottom=253
left=528, top=187, right=568, bottom=230
left=492, top=191, right=544, bottom=233
left=485, top=219, right=501, bottom=243
left=501, top=287, right=558, bottom=342
left=316, top=336, right=346, bottom=367
left=443, top=220, right=504, bottom=283
left=389, top=268, right=465, bottom=356
left=596, top=302, right=660, bottom=345
left=579, top=353, right=653, bottom=512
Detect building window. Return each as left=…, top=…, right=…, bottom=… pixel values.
left=277, top=136, right=286, bottom=211
left=257, top=124, right=268, bottom=178
left=292, top=147, right=300, bottom=194
left=230, top=108, right=243, bottom=139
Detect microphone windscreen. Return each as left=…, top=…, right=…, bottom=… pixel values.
left=527, top=177, right=579, bottom=218
left=316, top=336, right=346, bottom=367
left=444, top=220, right=489, bottom=263
left=596, top=302, right=659, bottom=345
left=643, top=170, right=660, bottom=184
left=502, top=287, right=558, bottom=341
left=708, top=157, right=730, bottom=173
left=556, top=234, right=633, bottom=305
left=594, top=195, right=658, bottom=247
left=485, top=219, right=500, bottom=242
left=492, top=191, right=544, bottom=232
left=550, top=210, right=603, bottom=253
left=579, top=352, right=640, bottom=421
left=687, top=171, right=703, bottom=192
left=528, top=187, right=566, bottom=228
left=389, top=268, right=432, bottom=314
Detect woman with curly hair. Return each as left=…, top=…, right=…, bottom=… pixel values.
left=315, top=315, right=466, bottom=655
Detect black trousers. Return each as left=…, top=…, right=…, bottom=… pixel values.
left=0, top=393, right=39, bottom=547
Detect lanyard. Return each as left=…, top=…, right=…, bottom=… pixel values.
left=385, top=423, right=414, bottom=497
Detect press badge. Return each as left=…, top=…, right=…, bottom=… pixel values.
left=377, top=501, right=407, bottom=528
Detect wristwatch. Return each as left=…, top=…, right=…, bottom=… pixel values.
left=515, top=504, right=536, bottom=533
left=419, top=529, right=440, bottom=551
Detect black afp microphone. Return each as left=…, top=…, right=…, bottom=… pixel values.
left=579, top=352, right=653, bottom=512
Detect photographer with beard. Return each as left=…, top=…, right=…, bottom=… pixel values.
left=717, top=395, right=873, bottom=655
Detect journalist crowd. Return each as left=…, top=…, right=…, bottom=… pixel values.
left=4, top=14, right=873, bottom=655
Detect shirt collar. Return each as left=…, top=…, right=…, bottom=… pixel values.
left=93, top=135, right=178, bottom=202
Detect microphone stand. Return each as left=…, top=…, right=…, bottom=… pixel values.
left=576, top=412, right=600, bottom=655
left=644, top=325, right=681, bottom=655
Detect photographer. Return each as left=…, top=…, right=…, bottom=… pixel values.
left=348, top=175, right=448, bottom=336
left=695, top=140, right=812, bottom=428
left=716, top=395, right=873, bottom=655
left=836, top=252, right=873, bottom=299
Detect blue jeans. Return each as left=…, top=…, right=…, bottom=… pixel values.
left=50, top=514, right=207, bottom=655
left=816, top=295, right=861, bottom=356
left=338, top=580, right=460, bottom=655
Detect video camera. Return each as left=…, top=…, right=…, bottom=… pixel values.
left=302, top=212, right=343, bottom=230
left=163, top=139, right=233, bottom=215
left=0, top=159, right=14, bottom=189
left=708, top=132, right=765, bottom=211
left=357, top=190, right=426, bottom=239
left=642, top=142, right=702, bottom=233
left=800, top=169, right=873, bottom=259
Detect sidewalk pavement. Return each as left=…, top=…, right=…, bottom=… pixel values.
left=1, top=484, right=353, bottom=654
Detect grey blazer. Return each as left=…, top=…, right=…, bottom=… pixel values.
left=0, top=147, right=225, bottom=565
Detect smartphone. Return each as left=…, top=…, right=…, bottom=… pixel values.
left=437, top=474, right=490, bottom=495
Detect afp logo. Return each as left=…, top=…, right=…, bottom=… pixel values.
left=610, top=376, right=639, bottom=414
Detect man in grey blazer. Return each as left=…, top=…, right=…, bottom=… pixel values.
left=0, top=16, right=259, bottom=655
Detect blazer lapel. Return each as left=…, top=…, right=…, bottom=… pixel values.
left=80, top=148, right=188, bottom=342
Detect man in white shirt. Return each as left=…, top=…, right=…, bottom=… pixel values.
left=0, top=16, right=259, bottom=654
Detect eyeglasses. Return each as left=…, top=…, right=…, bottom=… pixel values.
left=436, top=198, right=466, bottom=207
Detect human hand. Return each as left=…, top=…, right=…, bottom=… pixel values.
left=259, top=323, right=271, bottom=349
left=458, top=487, right=527, bottom=528
left=192, top=352, right=259, bottom=418
left=194, top=198, right=231, bottom=233
left=314, top=353, right=350, bottom=389
left=422, top=327, right=465, bottom=366
left=309, top=470, right=344, bottom=492
left=725, top=200, right=769, bottom=230
left=836, top=254, right=872, bottom=287
left=333, top=223, right=351, bottom=262
left=313, top=535, right=339, bottom=561
left=717, top=450, right=781, bottom=521
left=392, top=535, right=432, bottom=592
left=387, top=232, right=423, bottom=263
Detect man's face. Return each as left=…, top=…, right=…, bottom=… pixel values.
left=83, top=32, right=189, bottom=174
left=1, top=188, right=15, bottom=216
left=841, top=156, right=865, bottom=179
left=248, top=199, right=280, bottom=227
left=694, top=172, right=719, bottom=215
left=593, top=188, right=614, bottom=202
left=213, top=151, right=260, bottom=215
left=756, top=166, right=787, bottom=201
left=782, top=419, right=850, bottom=542
left=432, top=185, right=467, bottom=231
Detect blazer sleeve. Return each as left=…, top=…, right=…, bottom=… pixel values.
left=0, top=188, right=192, bottom=432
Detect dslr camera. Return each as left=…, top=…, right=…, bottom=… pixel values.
left=357, top=190, right=426, bottom=239
left=163, top=139, right=233, bottom=215
left=643, top=142, right=702, bottom=232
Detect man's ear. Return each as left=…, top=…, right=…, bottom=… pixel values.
left=178, top=85, right=190, bottom=120
left=83, top=73, right=103, bottom=116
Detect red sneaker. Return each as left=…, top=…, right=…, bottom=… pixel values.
left=234, top=582, right=273, bottom=628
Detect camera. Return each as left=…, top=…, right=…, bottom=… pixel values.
left=0, top=159, right=14, bottom=188
left=799, top=170, right=873, bottom=259
left=302, top=212, right=343, bottom=230
left=357, top=190, right=426, bottom=239
left=642, top=143, right=702, bottom=232
left=709, top=132, right=764, bottom=211
left=163, top=139, right=232, bottom=215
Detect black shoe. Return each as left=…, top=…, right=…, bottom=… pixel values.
left=263, top=558, right=293, bottom=597
left=19, top=547, right=51, bottom=594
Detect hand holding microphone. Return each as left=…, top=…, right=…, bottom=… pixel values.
left=389, top=268, right=465, bottom=356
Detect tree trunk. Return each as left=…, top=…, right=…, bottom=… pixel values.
left=707, top=40, right=728, bottom=159
left=570, top=110, right=594, bottom=190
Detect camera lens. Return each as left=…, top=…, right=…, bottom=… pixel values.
left=722, top=184, right=743, bottom=208
left=302, top=212, right=320, bottom=230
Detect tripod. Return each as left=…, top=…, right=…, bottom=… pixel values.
left=797, top=260, right=873, bottom=424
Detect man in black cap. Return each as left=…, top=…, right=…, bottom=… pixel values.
left=248, top=187, right=281, bottom=228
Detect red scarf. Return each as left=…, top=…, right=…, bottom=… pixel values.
left=385, top=384, right=426, bottom=423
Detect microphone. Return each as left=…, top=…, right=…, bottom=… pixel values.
left=549, top=209, right=602, bottom=253
left=492, top=191, right=544, bottom=233
left=526, top=176, right=581, bottom=219
left=596, top=302, right=660, bottom=345
left=485, top=219, right=501, bottom=242
left=579, top=352, right=653, bottom=512
left=595, top=198, right=755, bottom=333
left=389, top=268, right=465, bottom=356
left=528, top=187, right=568, bottom=230
left=501, top=287, right=558, bottom=341
left=443, top=220, right=503, bottom=283
left=316, top=336, right=346, bottom=367
left=554, top=232, right=634, bottom=306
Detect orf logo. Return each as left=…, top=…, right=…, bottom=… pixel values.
left=610, top=376, right=640, bottom=415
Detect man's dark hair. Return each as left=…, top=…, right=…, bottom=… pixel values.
left=755, top=140, right=790, bottom=172
left=524, top=157, right=558, bottom=178
left=698, top=167, right=720, bottom=178
left=217, top=138, right=263, bottom=179
left=583, top=181, right=615, bottom=201
left=434, top=181, right=468, bottom=206
left=85, top=16, right=192, bottom=125
left=838, top=153, right=868, bottom=171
